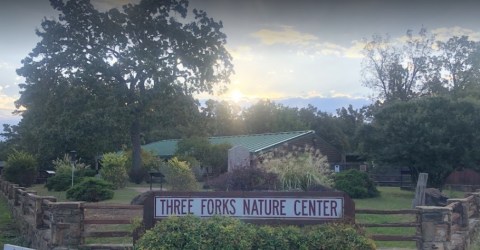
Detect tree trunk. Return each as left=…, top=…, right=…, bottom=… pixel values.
left=130, top=116, right=143, bottom=183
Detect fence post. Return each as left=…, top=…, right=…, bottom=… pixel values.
left=33, top=195, right=56, bottom=229
left=417, top=206, right=452, bottom=250
left=412, top=173, right=428, bottom=208
left=49, top=202, right=84, bottom=248
left=447, top=198, right=469, bottom=230
left=470, top=192, right=480, bottom=216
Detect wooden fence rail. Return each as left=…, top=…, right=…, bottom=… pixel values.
left=356, top=208, right=421, bottom=243
left=81, top=203, right=143, bottom=243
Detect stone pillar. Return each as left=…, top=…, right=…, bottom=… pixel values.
left=13, top=186, right=23, bottom=206
left=49, top=202, right=84, bottom=248
left=33, top=195, right=57, bottom=229
left=447, top=198, right=470, bottom=229
left=417, top=206, right=452, bottom=250
left=468, top=192, right=480, bottom=217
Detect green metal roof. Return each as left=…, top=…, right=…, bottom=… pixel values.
left=142, top=130, right=315, bottom=157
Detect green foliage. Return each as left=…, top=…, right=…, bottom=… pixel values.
left=176, top=137, right=230, bottom=176
left=359, top=96, right=480, bottom=187
left=136, top=216, right=375, bottom=250
left=253, top=225, right=303, bottom=249
left=100, top=153, right=128, bottom=189
left=160, top=158, right=199, bottom=191
left=4, top=150, right=37, bottom=187
left=242, top=100, right=308, bottom=134
left=208, top=166, right=278, bottom=191
left=0, top=195, right=28, bottom=247
left=303, top=223, right=375, bottom=249
left=66, top=177, right=114, bottom=202
left=45, top=166, right=96, bottom=191
left=334, top=169, right=379, bottom=198
left=15, top=0, right=233, bottom=175
left=125, top=149, right=162, bottom=184
left=52, top=154, right=91, bottom=175
left=260, top=149, right=333, bottom=191
left=45, top=173, right=77, bottom=191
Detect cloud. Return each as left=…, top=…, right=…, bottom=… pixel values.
left=251, top=26, right=366, bottom=59
left=0, top=62, right=14, bottom=70
left=227, top=46, right=256, bottom=62
left=343, top=40, right=366, bottom=58
left=251, top=26, right=318, bottom=45
left=91, top=0, right=140, bottom=10
left=0, top=94, right=17, bottom=113
left=432, top=26, right=480, bottom=42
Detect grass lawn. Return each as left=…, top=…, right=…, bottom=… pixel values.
left=31, top=182, right=149, bottom=203
left=355, top=187, right=417, bottom=249
left=0, top=195, right=28, bottom=247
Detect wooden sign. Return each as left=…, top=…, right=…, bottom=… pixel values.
left=143, top=191, right=355, bottom=229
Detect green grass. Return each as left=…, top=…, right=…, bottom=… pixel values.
left=32, top=182, right=144, bottom=203
left=355, top=187, right=418, bottom=249
left=0, top=195, right=28, bottom=247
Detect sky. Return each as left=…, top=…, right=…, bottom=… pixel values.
left=1, top=0, right=480, bottom=125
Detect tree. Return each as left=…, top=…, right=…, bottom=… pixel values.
left=202, top=99, right=245, bottom=136
left=175, top=137, right=230, bottom=176
left=362, top=28, right=434, bottom=102
left=242, top=100, right=308, bottom=134
left=358, top=97, right=480, bottom=187
left=16, top=0, right=233, bottom=178
left=427, top=36, right=480, bottom=95
left=335, top=104, right=366, bottom=151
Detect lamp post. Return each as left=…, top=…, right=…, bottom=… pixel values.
left=69, top=150, right=77, bottom=188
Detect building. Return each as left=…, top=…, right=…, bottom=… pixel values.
left=142, top=130, right=345, bottom=171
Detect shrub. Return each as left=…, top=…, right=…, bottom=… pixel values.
left=100, top=152, right=128, bottom=189
left=52, top=154, right=90, bottom=175
left=253, top=225, right=303, bottom=249
left=136, top=216, right=375, bottom=250
left=46, top=173, right=78, bottom=191
left=45, top=168, right=97, bottom=191
left=136, top=215, right=254, bottom=250
left=66, top=177, right=114, bottom=202
left=202, top=216, right=255, bottom=249
left=207, top=166, right=279, bottom=191
left=161, top=158, right=199, bottom=191
left=3, top=150, right=37, bottom=187
left=334, top=169, right=379, bottom=198
left=260, top=148, right=333, bottom=191
left=304, top=223, right=375, bottom=249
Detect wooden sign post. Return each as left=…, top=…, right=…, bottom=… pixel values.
left=412, top=173, right=428, bottom=208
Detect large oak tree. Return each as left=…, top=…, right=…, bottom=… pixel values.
left=15, top=0, right=233, bottom=178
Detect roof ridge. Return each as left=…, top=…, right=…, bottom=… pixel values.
left=208, top=130, right=313, bottom=140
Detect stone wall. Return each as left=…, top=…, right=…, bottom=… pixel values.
left=417, top=192, right=480, bottom=250
left=0, top=178, right=84, bottom=249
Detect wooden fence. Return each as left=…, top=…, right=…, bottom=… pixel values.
left=357, top=192, right=480, bottom=249
left=81, top=204, right=142, bottom=241
left=356, top=208, right=421, bottom=243
left=0, top=177, right=141, bottom=249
